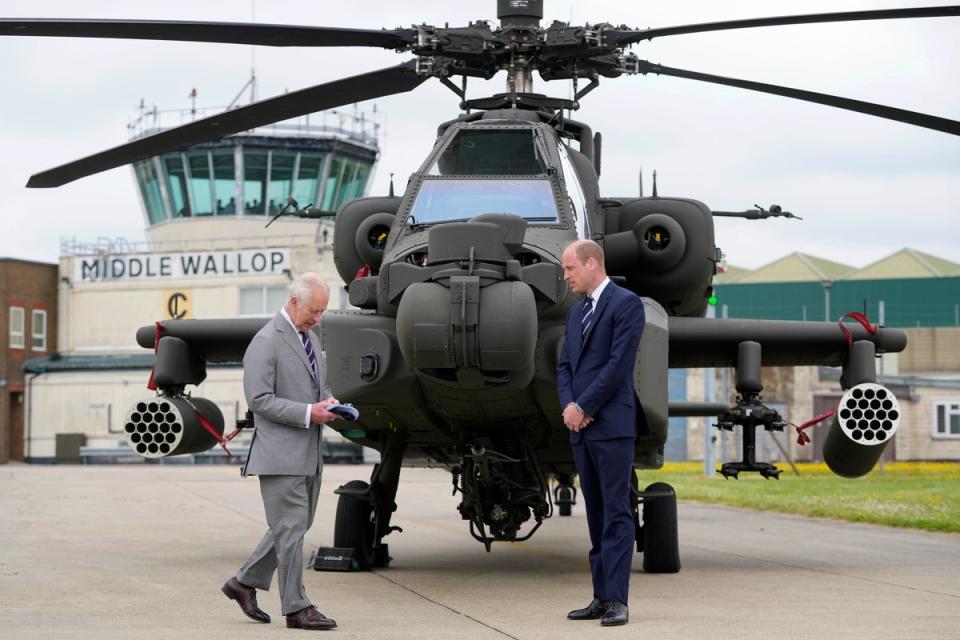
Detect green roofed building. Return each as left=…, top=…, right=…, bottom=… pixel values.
left=713, top=249, right=960, bottom=327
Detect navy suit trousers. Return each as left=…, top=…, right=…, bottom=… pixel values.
left=571, top=436, right=636, bottom=605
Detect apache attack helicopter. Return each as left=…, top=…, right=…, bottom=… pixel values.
left=4, top=1, right=958, bottom=572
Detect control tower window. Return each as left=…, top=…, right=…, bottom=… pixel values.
left=321, top=157, right=344, bottom=210
left=347, top=165, right=369, bottom=201
left=163, top=156, right=191, bottom=218
left=244, top=151, right=268, bottom=215
left=187, top=153, right=214, bottom=216
left=134, top=160, right=166, bottom=225
left=409, top=179, right=559, bottom=225
left=267, top=152, right=296, bottom=215
left=321, top=157, right=371, bottom=210
left=430, top=129, right=547, bottom=176
left=293, top=152, right=324, bottom=208
left=212, top=151, right=235, bottom=215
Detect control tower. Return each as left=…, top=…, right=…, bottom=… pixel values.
left=26, top=95, right=386, bottom=461
left=126, top=99, right=379, bottom=248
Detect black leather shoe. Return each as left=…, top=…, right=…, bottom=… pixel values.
left=601, top=601, right=629, bottom=626
left=286, top=605, right=337, bottom=630
left=221, top=577, right=270, bottom=623
left=567, top=598, right=608, bottom=620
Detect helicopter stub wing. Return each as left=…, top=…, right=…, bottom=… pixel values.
left=667, top=316, right=907, bottom=369
left=26, top=61, right=426, bottom=188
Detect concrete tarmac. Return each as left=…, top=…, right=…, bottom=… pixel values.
left=1, top=463, right=958, bottom=639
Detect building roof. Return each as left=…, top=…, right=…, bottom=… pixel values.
left=0, top=257, right=57, bottom=268
left=713, top=264, right=750, bottom=284
left=734, top=252, right=854, bottom=284
left=24, top=354, right=243, bottom=374
left=24, top=354, right=156, bottom=374
left=843, top=248, right=960, bottom=280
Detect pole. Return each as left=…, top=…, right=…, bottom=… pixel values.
left=704, top=304, right=716, bottom=476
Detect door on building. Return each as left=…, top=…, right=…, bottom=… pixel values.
left=8, top=392, right=24, bottom=461
left=812, top=393, right=895, bottom=463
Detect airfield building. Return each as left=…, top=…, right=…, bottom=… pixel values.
left=19, top=107, right=379, bottom=463
left=681, top=250, right=960, bottom=468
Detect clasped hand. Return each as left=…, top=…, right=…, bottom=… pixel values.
left=563, top=403, right=593, bottom=432
left=310, top=397, right=342, bottom=424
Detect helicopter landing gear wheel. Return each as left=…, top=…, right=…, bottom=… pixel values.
left=553, top=479, right=577, bottom=517
left=334, top=480, right=376, bottom=570
left=641, top=481, right=681, bottom=574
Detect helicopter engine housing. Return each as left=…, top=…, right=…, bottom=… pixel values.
left=602, top=197, right=716, bottom=317
left=333, top=196, right=401, bottom=281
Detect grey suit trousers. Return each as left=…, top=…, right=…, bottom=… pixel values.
left=235, top=473, right=322, bottom=615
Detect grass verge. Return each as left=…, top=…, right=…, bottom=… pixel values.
left=636, top=462, right=960, bottom=533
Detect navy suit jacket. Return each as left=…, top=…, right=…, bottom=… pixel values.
left=557, top=281, right=646, bottom=443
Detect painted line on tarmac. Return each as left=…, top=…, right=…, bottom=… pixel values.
left=371, top=569, right=521, bottom=639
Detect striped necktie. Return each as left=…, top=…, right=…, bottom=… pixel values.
left=581, top=296, right=594, bottom=337
left=298, top=330, right=319, bottom=381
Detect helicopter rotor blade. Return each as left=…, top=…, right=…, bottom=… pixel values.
left=27, top=61, right=426, bottom=188
left=636, top=60, right=960, bottom=137
left=606, top=6, right=960, bottom=46
left=0, top=18, right=416, bottom=49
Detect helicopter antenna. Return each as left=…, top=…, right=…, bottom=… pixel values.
left=638, top=167, right=644, bottom=197
left=652, top=170, right=659, bottom=197
left=389, top=173, right=395, bottom=197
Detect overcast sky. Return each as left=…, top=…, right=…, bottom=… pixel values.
left=1, top=0, right=957, bottom=269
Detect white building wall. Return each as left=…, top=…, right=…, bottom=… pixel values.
left=58, top=225, right=343, bottom=355
left=31, top=216, right=349, bottom=460
left=25, top=367, right=247, bottom=460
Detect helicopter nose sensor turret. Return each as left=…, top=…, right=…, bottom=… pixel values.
left=396, top=216, right=538, bottom=389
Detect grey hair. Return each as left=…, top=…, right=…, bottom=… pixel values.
left=287, top=272, right=330, bottom=304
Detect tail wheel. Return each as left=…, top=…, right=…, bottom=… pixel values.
left=334, top=480, right=375, bottom=570
left=641, top=481, right=681, bottom=573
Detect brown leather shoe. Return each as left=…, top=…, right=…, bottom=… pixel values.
left=221, top=576, right=270, bottom=623
left=286, top=605, right=337, bottom=630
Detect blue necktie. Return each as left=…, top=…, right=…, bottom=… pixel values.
left=298, top=331, right=319, bottom=381
left=581, top=296, right=594, bottom=337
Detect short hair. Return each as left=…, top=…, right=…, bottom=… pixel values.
left=288, top=272, right=329, bottom=304
left=570, top=239, right=605, bottom=266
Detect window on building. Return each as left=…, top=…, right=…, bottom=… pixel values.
left=321, top=157, right=344, bottom=210
left=212, top=151, right=236, bottom=215
left=239, top=286, right=289, bottom=317
left=164, top=155, right=191, bottom=218
left=935, top=401, right=960, bottom=438
left=243, top=151, right=269, bottom=215
left=267, top=152, right=296, bottom=215
left=31, top=309, right=47, bottom=352
left=187, top=152, right=215, bottom=216
left=134, top=160, right=167, bottom=225
left=293, top=152, right=324, bottom=207
left=9, top=306, right=25, bottom=348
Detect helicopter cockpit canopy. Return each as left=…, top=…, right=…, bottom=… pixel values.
left=430, top=128, right=547, bottom=176
left=410, top=127, right=560, bottom=226
left=409, top=179, right=559, bottom=226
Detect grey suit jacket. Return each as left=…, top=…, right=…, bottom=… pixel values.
left=241, top=311, right=328, bottom=477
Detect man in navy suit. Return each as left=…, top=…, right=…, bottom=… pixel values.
left=557, top=239, right=645, bottom=627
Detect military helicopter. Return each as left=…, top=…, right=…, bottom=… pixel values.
left=3, top=1, right=958, bottom=572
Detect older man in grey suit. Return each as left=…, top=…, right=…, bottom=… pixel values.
left=221, top=272, right=342, bottom=631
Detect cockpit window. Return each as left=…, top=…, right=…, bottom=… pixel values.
left=429, top=129, right=547, bottom=176
left=409, top=179, right=559, bottom=225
